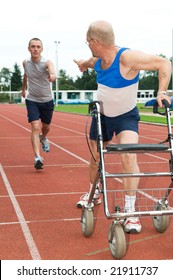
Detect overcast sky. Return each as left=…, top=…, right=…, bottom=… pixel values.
left=0, top=0, right=172, bottom=79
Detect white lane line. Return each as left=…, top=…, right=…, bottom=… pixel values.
left=0, top=114, right=31, bottom=132
left=0, top=191, right=86, bottom=198
left=52, top=123, right=85, bottom=135
left=50, top=141, right=89, bottom=164
left=0, top=163, right=41, bottom=260
left=0, top=217, right=82, bottom=226
left=144, top=153, right=168, bottom=161
left=1, top=161, right=168, bottom=169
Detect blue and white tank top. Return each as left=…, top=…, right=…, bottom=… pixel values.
left=94, top=47, right=139, bottom=117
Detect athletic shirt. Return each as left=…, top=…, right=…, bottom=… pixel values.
left=94, top=47, right=139, bottom=117
left=24, top=56, right=53, bottom=103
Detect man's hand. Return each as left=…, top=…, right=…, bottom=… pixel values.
left=73, top=59, right=88, bottom=72
left=48, top=73, right=56, bottom=82
left=21, top=90, right=26, bottom=98
left=156, top=92, right=171, bottom=108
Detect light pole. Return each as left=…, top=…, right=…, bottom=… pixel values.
left=8, top=79, right=12, bottom=102
left=54, top=40, right=60, bottom=105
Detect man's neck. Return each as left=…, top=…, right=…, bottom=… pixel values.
left=31, top=56, right=41, bottom=63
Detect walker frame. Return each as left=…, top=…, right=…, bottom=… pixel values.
left=81, top=100, right=173, bottom=259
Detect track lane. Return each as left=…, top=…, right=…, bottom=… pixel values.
left=0, top=104, right=172, bottom=260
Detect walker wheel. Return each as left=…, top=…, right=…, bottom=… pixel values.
left=152, top=203, right=170, bottom=233
left=108, top=222, right=126, bottom=259
left=81, top=207, right=94, bottom=237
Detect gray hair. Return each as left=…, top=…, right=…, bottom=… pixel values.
left=87, top=20, right=115, bottom=45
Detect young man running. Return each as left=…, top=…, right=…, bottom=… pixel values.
left=21, top=38, right=56, bottom=170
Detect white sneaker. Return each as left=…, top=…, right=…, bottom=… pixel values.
left=76, top=192, right=101, bottom=208
left=123, top=217, right=142, bottom=233
left=39, top=134, right=50, bottom=152
left=34, top=156, right=44, bottom=170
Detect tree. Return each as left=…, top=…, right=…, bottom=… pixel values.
left=74, top=69, right=97, bottom=90
left=0, top=67, right=11, bottom=91
left=139, top=54, right=172, bottom=94
left=11, top=63, right=22, bottom=91
left=58, top=69, right=76, bottom=90
left=139, top=70, right=158, bottom=93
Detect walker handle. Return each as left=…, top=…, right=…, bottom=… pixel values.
left=153, top=99, right=170, bottom=115
left=88, top=101, right=100, bottom=114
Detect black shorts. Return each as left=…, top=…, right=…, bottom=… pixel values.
left=25, top=99, right=54, bottom=124
left=90, top=106, right=140, bottom=141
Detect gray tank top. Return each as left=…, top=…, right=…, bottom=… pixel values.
left=24, top=56, right=53, bottom=102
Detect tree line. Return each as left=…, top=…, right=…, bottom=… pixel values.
left=0, top=54, right=172, bottom=95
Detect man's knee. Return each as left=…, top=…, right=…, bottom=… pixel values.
left=121, top=153, right=137, bottom=170
left=31, top=121, right=40, bottom=133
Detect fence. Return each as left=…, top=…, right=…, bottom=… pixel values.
left=1, top=90, right=172, bottom=104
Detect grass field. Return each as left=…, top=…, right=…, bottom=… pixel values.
left=55, top=103, right=170, bottom=125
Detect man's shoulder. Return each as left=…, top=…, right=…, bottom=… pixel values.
left=40, top=56, right=48, bottom=63
left=23, top=58, right=31, bottom=64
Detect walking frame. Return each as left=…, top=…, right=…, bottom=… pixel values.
left=81, top=99, right=173, bottom=259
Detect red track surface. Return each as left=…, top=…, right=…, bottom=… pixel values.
left=0, top=103, right=173, bottom=260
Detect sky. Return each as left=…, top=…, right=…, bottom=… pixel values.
left=0, top=0, right=173, bottom=79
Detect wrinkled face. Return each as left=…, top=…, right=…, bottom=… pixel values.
left=86, top=32, right=101, bottom=58
left=28, top=40, right=43, bottom=60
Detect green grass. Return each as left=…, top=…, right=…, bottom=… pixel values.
left=139, top=115, right=167, bottom=124
left=55, top=103, right=169, bottom=125
left=55, top=104, right=89, bottom=115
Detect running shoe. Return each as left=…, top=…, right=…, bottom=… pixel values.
left=34, top=156, right=44, bottom=170
left=123, top=217, right=142, bottom=233
left=39, top=134, right=50, bottom=152
left=76, top=192, right=101, bottom=208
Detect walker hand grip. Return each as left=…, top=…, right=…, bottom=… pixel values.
left=88, top=101, right=100, bottom=114
left=153, top=99, right=170, bottom=114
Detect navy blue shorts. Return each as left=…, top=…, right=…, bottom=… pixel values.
left=25, top=99, right=54, bottom=124
left=90, top=106, right=140, bottom=141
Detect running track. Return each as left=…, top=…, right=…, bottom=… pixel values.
left=0, top=103, right=173, bottom=260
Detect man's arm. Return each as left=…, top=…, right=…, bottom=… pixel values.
left=21, top=60, right=28, bottom=98
left=73, top=57, right=98, bottom=72
left=21, top=73, right=27, bottom=98
left=46, top=60, right=56, bottom=82
left=121, top=50, right=172, bottom=107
